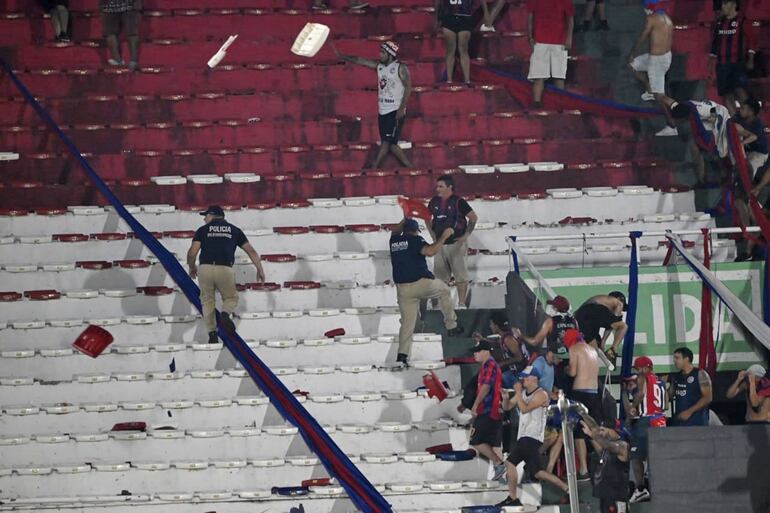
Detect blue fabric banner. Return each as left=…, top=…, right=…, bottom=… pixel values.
left=510, top=235, right=520, bottom=274
left=621, top=231, right=642, bottom=378
left=0, top=59, right=392, bottom=513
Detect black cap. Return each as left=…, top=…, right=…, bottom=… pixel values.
left=743, top=98, right=762, bottom=115
left=200, top=205, right=225, bottom=217
left=472, top=340, right=493, bottom=353
left=403, top=218, right=420, bottom=232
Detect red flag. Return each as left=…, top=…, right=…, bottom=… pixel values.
left=398, top=196, right=432, bottom=223
left=699, top=229, right=717, bottom=378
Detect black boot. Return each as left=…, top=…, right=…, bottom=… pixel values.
left=208, top=331, right=218, bottom=344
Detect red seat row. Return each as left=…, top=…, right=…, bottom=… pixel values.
left=0, top=88, right=515, bottom=125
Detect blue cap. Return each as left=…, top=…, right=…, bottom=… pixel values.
left=519, top=365, right=542, bottom=380
left=403, top=218, right=420, bottom=232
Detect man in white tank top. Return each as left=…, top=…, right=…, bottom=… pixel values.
left=333, top=41, right=413, bottom=169
left=497, top=365, right=569, bottom=509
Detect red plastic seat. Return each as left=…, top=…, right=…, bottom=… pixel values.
left=300, top=172, right=331, bottom=180
left=246, top=202, right=275, bottom=210
left=249, top=282, right=281, bottom=291
left=138, top=286, right=174, bottom=296
left=91, top=233, right=127, bottom=241
left=77, top=260, right=113, bottom=270
left=302, top=478, right=331, bottom=488
left=279, top=200, right=310, bottom=209
left=481, top=194, right=510, bottom=201
left=262, top=254, right=297, bottom=263
left=311, top=225, right=344, bottom=234
left=0, top=208, right=28, bottom=216
left=72, top=325, right=114, bottom=358
left=517, top=192, right=547, bottom=200
left=346, top=224, right=380, bottom=233
left=366, top=169, right=396, bottom=177
left=35, top=208, right=67, bottom=216
left=53, top=233, right=89, bottom=242
left=274, top=226, right=310, bottom=235
left=127, top=232, right=163, bottom=239
left=24, top=289, right=62, bottom=300
left=0, top=292, right=22, bottom=302
left=163, top=230, right=195, bottom=238
left=284, top=281, right=321, bottom=290
left=114, top=259, right=151, bottom=268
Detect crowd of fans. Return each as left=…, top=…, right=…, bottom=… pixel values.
left=460, top=293, right=770, bottom=510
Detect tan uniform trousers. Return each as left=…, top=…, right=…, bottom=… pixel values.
left=434, top=240, right=469, bottom=283
left=396, top=277, right=457, bottom=355
left=199, top=264, right=238, bottom=332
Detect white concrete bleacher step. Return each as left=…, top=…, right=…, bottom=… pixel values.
left=0, top=393, right=469, bottom=435
left=0, top=488, right=556, bottom=513
left=0, top=335, right=446, bottom=380
left=0, top=364, right=462, bottom=404
left=0, top=214, right=712, bottom=263
left=0, top=426, right=471, bottom=466
left=0, top=190, right=697, bottom=236
left=0, top=284, right=507, bottom=321
left=0, top=311, right=404, bottom=348
left=0, top=458, right=492, bottom=500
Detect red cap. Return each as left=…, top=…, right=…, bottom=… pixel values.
left=633, top=356, right=654, bottom=369
left=563, top=328, right=583, bottom=348
left=547, top=295, right=570, bottom=312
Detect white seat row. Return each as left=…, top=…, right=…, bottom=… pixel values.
left=0, top=391, right=467, bottom=434
left=0, top=486, right=547, bottom=513
left=1, top=424, right=470, bottom=465
left=0, top=364, right=462, bottom=403
left=0, top=457, right=491, bottom=498
left=0, top=311, right=404, bottom=348
left=0, top=336, right=445, bottom=378
left=0, top=215, right=712, bottom=263
left=0, top=190, right=696, bottom=236
left=0, top=355, right=448, bottom=382
left=0, top=282, right=506, bottom=321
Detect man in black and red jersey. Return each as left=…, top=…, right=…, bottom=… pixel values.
left=710, top=0, right=757, bottom=115
left=428, top=174, right=478, bottom=308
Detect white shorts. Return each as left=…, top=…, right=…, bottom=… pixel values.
left=630, top=51, right=672, bottom=94
left=527, top=43, right=568, bottom=80
left=748, top=151, right=769, bottom=177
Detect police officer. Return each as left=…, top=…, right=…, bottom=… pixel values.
left=427, top=174, right=478, bottom=308
left=389, top=217, right=463, bottom=365
left=187, top=206, right=266, bottom=344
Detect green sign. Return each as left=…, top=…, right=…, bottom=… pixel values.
left=522, top=262, right=766, bottom=372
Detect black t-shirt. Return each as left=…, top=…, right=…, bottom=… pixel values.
left=735, top=115, right=769, bottom=155
left=428, top=195, right=473, bottom=244
left=193, top=219, right=248, bottom=266
left=389, top=233, right=434, bottom=284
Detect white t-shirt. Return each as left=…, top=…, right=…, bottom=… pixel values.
left=518, top=387, right=547, bottom=443
left=690, top=100, right=730, bottom=159
left=377, top=61, right=405, bottom=115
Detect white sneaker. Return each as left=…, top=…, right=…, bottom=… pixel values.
left=655, top=126, right=678, bottom=137
left=630, top=488, right=651, bottom=503
left=480, top=24, right=496, bottom=32
left=641, top=92, right=655, bottom=101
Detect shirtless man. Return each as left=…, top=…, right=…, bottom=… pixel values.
left=574, top=292, right=628, bottom=361
left=629, top=0, right=675, bottom=134
left=727, top=364, right=770, bottom=423
left=564, top=328, right=601, bottom=480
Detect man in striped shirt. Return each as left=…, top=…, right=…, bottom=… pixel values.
left=470, top=340, right=507, bottom=482
left=710, top=0, right=757, bottom=115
